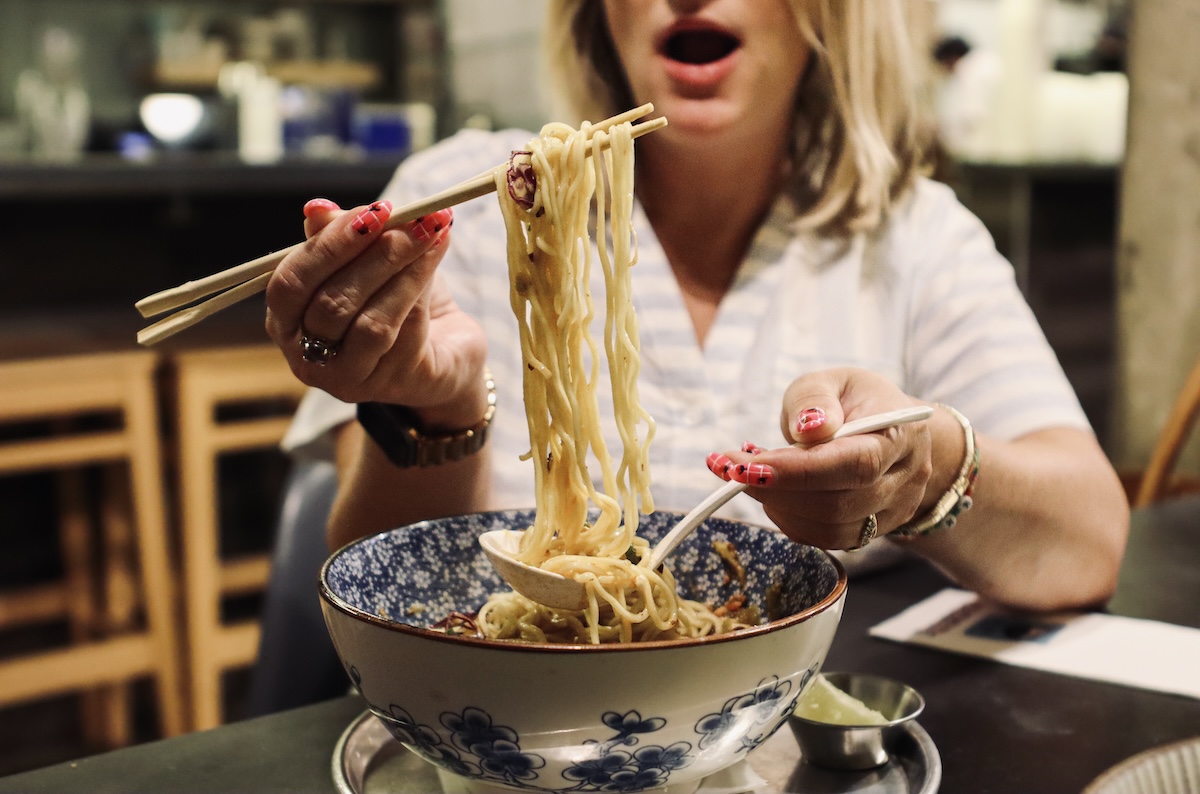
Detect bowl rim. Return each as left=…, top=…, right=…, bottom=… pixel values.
left=318, top=508, right=848, bottom=653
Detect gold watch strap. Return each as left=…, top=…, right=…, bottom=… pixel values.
left=412, top=369, right=497, bottom=467
left=357, top=368, right=496, bottom=468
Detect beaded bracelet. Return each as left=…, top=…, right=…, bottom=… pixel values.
left=891, top=404, right=980, bottom=539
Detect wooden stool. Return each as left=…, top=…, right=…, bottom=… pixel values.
left=1133, top=355, right=1200, bottom=507
left=170, top=344, right=307, bottom=731
left=0, top=350, right=185, bottom=741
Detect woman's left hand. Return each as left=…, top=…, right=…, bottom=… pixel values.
left=706, top=367, right=933, bottom=550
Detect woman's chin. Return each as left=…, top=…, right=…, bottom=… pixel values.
left=644, top=97, right=761, bottom=148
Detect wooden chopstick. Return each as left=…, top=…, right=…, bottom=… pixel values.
left=135, top=112, right=666, bottom=346
left=135, top=103, right=658, bottom=321
left=138, top=273, right=272, bottom=346
left=133, top=169, right=496, bottom=320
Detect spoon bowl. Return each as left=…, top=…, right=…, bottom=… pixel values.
left=477, top=528, right=587, bottom=610
left=478, top=405, right=934, bottom=610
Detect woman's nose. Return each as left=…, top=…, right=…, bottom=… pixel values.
left=667, top=0, right=713, bottom=14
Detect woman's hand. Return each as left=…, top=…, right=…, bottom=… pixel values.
left=706, top=367, right=936, bottom=550
left=265, top=198, right=489, bottom=428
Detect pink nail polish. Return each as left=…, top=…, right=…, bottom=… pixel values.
left=303, top=198, right=340, bottom=218
left=351, top=201, right=392, bottom=235
left=730, top=462, right=774, bottom=487
left=741, top=441, right=764, bottom=454
left=409, top=208, right=454, bottom=242
left=796, top=407, right=827, bottom=434
left=706, top=453, right=733, bottom=479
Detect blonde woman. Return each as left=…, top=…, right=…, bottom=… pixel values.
left=267, top=0, right=1128, bottom=612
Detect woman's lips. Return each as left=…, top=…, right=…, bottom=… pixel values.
left=660, top=51, right=738, bottom=91
left=657, top=23, right=741, bottom=93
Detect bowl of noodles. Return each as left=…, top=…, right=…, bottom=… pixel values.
left=321, top=113, right=844, bottom=792
left=319, top=508, right=846, bottom=794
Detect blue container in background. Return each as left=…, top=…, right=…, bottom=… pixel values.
left=353, top=103, right=411, bottom=156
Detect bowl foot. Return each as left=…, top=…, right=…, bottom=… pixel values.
left=435, top=768, right=705, bottom=794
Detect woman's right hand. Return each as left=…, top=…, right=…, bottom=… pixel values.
left=265, top=198, right=489, bottom=428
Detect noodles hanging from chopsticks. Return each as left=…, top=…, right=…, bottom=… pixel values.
left=478, top=119, right=747, bottom=644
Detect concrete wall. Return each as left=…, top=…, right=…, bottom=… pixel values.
left=1113, top=0, right=1200, bottom=470
left=443, top=0, right=549, bottom=133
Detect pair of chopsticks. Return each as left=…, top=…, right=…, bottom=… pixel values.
left=135, top=104, right=665, bottom=346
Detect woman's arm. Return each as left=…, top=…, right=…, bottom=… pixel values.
left=900, top=421, right=1129, bottom=612
left=265, top=197, right=494, bottom=550
left=327, top=414, right=495, bottom=552
left=709, top=368, right=1130, bottom=614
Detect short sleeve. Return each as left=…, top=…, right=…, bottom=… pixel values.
left=900, top=180, right=1091, bottom=440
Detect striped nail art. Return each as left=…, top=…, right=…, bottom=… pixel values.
left=351, top=201, right=392, bottom=235
left=410, top=208, right=454, bottom=242
left=796, top=407, right=827, bottom=434
left=706, top=452, right=733, bottom=479
left=730, top=462, right=774, bottom=487
left=741, top=441, right=764, bottom=454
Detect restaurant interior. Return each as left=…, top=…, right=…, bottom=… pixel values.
left=1, top=0, right=1197, bottom=790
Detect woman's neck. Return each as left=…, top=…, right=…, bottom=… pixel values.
left=636, top=132, right=790, bottom=343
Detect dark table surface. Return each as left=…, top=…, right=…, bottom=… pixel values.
left=3, top=497, right=1198, bottom=794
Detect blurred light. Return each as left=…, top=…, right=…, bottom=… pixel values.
left=139, top=93, right=205, bottom=146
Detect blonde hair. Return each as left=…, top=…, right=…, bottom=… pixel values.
left=543, top=0, right=931, bottom=235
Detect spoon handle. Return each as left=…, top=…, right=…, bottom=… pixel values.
left=832, top=405, right=934, bottom=439
left=645, top=479, right=747, bottom=570
left=642, top=405, right=934, bottom=570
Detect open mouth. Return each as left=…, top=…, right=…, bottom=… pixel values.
left=662, top=28, right=741, bottom=65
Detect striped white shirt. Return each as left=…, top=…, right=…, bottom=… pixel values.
left=284, top=128, right=1090, bottom=571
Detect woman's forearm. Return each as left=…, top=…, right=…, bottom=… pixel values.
left=896, top=427, right=1129, bottom=612
left=326, top=421, right=494, bottom=551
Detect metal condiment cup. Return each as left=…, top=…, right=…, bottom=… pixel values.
left=787, top=671, right=926, bottom=770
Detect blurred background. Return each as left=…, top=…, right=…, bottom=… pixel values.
left=1, top=0, right=1197, bottom=779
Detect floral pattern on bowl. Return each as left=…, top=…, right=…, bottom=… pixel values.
left=320, top=509, right=846, bottom=793
left=369, top=672, right=814, bottom=792
left=323, top=508, right=839, bottom=633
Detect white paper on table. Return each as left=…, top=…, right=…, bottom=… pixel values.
left=870, top=588, right=1200, bottom=700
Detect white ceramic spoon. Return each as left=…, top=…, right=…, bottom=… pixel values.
left=478, top=405, right=935, bottom=611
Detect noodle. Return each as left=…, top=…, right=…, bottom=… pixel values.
left=478, top=119, right=748, bottom=644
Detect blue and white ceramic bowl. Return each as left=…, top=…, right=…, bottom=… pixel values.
left=320, top=509, right=846, bottom=794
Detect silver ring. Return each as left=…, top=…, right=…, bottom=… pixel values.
left=300, top=332, right=341, bottom=366
left=848, top=513, right=878, bottom=553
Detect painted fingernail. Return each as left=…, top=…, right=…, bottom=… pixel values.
left=730, top=462, right=775, bottom=487
left=303, top=198, right=340, bottom=218
left=409, top=208, right=454, bottom=242
left=351, top=201, right=392, bottom=235
left=741, top=441, right=764, bottom=454
left=431, top=218, right=453, bottom=247
left=706, top=453, right=734, bottom=480
left=796, top=407, right=827, bottom=434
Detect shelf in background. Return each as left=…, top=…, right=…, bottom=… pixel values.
left=0, top=153, right=402, bottom=200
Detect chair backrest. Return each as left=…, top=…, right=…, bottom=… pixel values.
left=1135, top=357, right=1200, bottom=507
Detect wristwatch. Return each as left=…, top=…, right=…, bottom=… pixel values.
left=356, top=369, right=496, bottom=468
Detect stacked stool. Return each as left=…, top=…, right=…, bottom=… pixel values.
left=0, top=350, right=185, bottom=744
left=170, top=344, right=307, bottom=731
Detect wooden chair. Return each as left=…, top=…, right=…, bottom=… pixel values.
left=1133, top=357, right=1200, bottom=507
left=0, top=350, right=185, bottom=743
left=170, top=344, right=306, bottom=731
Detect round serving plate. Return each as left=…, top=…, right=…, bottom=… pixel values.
left=332, top=709, right=941, bottom=794
left=1083, top=736, right=1200, bottom=794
